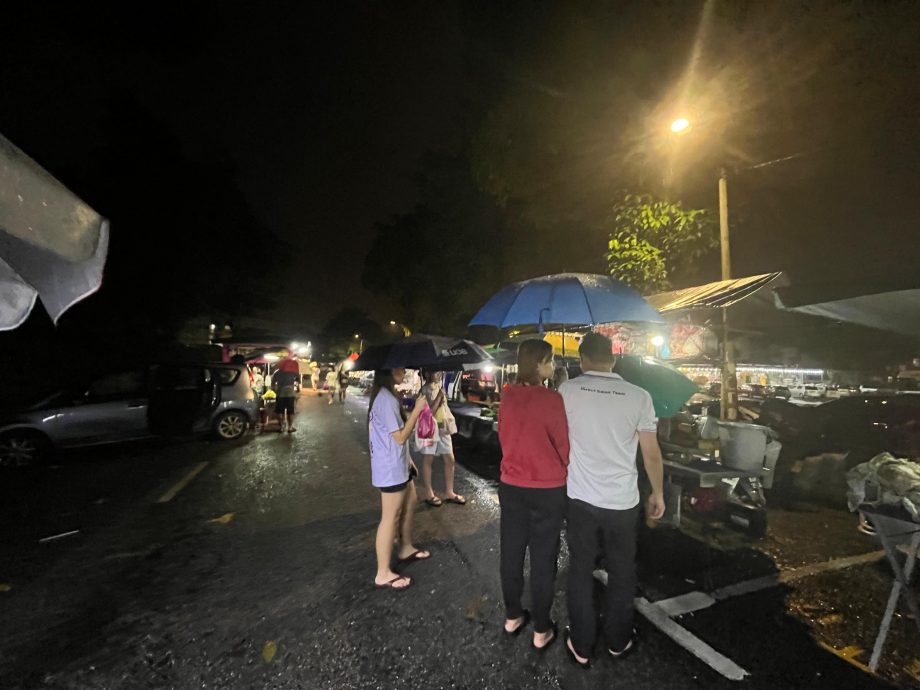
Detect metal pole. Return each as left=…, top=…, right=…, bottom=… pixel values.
left=719, top=169, right=738, bottom=421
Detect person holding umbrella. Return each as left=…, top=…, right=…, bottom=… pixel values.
left=497, top=340, right=569, bottom=650
left=369, top=369, right=431, bottom=590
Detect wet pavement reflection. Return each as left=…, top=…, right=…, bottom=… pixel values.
left=0, top=390, right=914, bottom=688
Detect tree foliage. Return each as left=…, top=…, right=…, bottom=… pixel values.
left=320, top=308, right=383, bottom=357
left=362, top=154, right=509, bottom=334
left=605, top=193, right=716, bottom=294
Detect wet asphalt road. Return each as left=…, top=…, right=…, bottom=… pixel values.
left=0, top=390, right=915, bottom=689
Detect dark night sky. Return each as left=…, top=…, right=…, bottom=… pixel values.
left=2, top=2, right=920, bottom=336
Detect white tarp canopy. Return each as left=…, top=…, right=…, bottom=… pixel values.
left=774, top=283, right=920, bottom=339
left=0, top=132, right=108, bottom=330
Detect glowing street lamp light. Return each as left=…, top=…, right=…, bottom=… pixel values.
left=667, top=115, right=736, bottom=419
left=670, top=117, right=691, bottom=134
left=388, top=320, right=411, bottom=337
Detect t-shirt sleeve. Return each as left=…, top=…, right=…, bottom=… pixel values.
left=637, top=390, right=658, bottom=433
left=373, top=393, right=403, bottom=434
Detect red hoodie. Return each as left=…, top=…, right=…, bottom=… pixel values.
left=498, top=384, right=570, bottom=488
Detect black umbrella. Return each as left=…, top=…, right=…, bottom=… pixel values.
left=353, top=335, right=492, bottom=371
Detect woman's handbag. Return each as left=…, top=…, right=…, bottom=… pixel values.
left=413, top=405, right=437, bottom=453
left=442, top=404, right=458, bottom=435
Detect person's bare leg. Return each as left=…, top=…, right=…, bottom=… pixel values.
left=397, top=482, right=428, bottom=559
left=443, top=453, right=459, bottom=499
left=421, top=455, right=436, bottom=500
left=375, top=490, right=411, bottom=587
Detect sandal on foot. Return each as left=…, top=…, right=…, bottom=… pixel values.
left=374, top=574, right=412, bottom=590
left=608, top=637, right=635, bottom=660
left=565, top=629, right=591, bottom=669
left=444, top=494, right=466, bottom=505
left=396, top=549, right=431, bottom=566
left=424, top=496, right=443, bottom=507
left=533, top=622, right=558, bottom=652
left=503, top=610, right=530, bottom=637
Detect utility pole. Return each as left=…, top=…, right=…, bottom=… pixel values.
left=719, top=169, right=738, bottom=420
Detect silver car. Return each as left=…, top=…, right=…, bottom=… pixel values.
left=0, top=363, right=258, bottom=467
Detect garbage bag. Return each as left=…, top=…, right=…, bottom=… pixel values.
left=846, top=452, right=920, bottom=521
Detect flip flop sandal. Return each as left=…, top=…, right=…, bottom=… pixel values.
left=425, top=497, right=443, bottom=507
left=444, top=495, right=466, bottom=505
left=565, top=629, right=591, bottom=669
left=533, top=622, right=558, bottom=652
left=374, top=575, right=413, bottom=590
left=608, top=637, right=635, bottom=660
left=396, top=549, right=431, bottom=566
left=503, top=610, right=530, bottom=637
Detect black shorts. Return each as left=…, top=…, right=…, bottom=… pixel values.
left=379, top=480, right=409, bottom=493
left=379, top=467, right=417, bottom=493
left=276, top=397, right=295, bottom=415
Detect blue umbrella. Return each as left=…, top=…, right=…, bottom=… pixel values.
left=469, top=273, right=663, bottom=329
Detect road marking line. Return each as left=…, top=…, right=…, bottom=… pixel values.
left=656, top=591, right=717, bottom=617
left=818, top=641, right=871, bottom=673
left=710, top=550, right=885, bottom=602
left=594, top=551, right=884, bottom=681
left=593, top=569, right=749, bottom=680
left=636, top=596, right=750, bottom=681
left=155, top=461, right=209, bottom=503
left=38, top=529, right=80, bottom=543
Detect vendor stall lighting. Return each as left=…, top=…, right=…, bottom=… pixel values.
left=483, top=364, right=494, bottom=374
left=651, top=335, right=665, bottom=347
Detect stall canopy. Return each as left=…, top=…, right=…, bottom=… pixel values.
left=774, top=282, right=920, bottom=339
left=646, top=273, right=782, bottom=314
left=0, top=132, right=109, bottom=330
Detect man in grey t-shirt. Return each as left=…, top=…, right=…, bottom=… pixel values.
left=559, top=333, right=666, bottom=667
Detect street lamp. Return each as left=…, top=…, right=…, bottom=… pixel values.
left=354, top=333, right=364, bottom=353
left=389, top=320, right=411, bottom=337
left=670, top=117, right=737, bottom=420
left=670, top=117, right=691, bottom=134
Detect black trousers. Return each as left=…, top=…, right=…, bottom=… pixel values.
left=566, top=498, right=640, bottom=658
left=499, top=482, right=567, bottom=633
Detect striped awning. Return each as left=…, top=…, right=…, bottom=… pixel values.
left=646, top=272, right=782, bottom=313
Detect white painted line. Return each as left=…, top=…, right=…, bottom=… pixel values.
left=39, top=529, right=80, bottom=543
left=636, top=597, right=750, bottom=681
left=777, top=550, right=885, bottom=584
left=155, top=461, right=209, bottom=503
left=656, top=591, right=716, bottom=617
left=593, top=570, right=748, bottom=681
left=710, top=550, right=885, bottom=602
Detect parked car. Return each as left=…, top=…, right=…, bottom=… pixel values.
left=0, top=362, right=258, bottom=467
left=460, top=369, right=496, bottom=399
left=816, top=395, right=920, bottom=458
left=770, top=385, right=792, bottom=400
left=756, top=395, right=920, bottom=458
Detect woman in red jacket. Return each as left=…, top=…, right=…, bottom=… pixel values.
left=497, top=339, right=570, bottom=650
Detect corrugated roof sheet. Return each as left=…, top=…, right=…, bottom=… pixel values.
left=646, top=272, right=783, bottom=313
